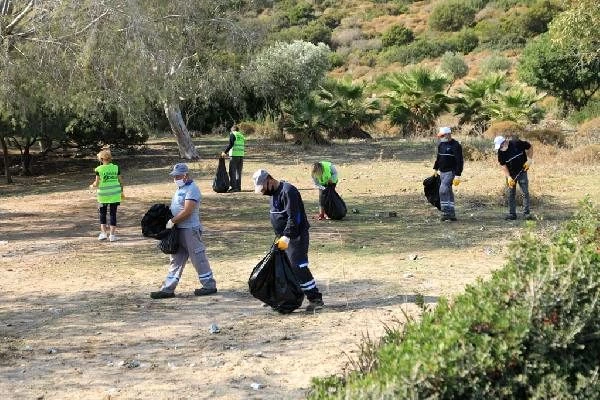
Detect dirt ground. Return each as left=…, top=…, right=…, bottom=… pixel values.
left=1, top=136, right=598, bottom=400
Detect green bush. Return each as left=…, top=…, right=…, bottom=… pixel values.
left=480, top=53, right=512, bottom=74
left=446, top=29, right=479, bottom=53
left=569, top=99, right=600, bottom=125
left=429, top=0, right=477, bottom=32
left=310, top=198, right=600, bottom=399
left=439, top=52, right=468, bottom=81
left=381, top=25, right=414, bottom=47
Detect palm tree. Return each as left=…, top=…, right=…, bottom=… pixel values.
left=453, top=73, right=506, bottom=134
left=378, top=68, right=451, bottom=136
left=317, top=78, right=380, bottom=139
left=484, top=84, right=546, bottom=123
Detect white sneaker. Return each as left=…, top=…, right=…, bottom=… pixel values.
left=109, top=234, right=118, bottom=242
left=98, top=233, right=108, bottom=241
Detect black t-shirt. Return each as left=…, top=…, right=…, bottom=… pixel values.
left=498, top=140, right=531, bottom=178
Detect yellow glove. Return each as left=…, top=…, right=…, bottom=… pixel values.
left=523, top=162, right=530, bottom=171
left=433, top=170, right=439, bottom=176
left=452, top=177, right=461, bottom=186
left=507, top=177, right=516, bottom=188
left=275, top=236, right=290, bottom=251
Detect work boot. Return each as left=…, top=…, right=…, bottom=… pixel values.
left=150, top=290, right=175, bottom=299
left=505, top=214, right=517, bottom=221
left=306, top=298, right=324, bottom=312
left=194, top=287, right=217, bottom=296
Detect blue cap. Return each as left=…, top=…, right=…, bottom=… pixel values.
left=169, top=163, right=189, bottom=176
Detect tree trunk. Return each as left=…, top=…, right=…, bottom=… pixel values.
left=164, top=102, right=200, bottom=160
left=0, top=135, right=13, bottom=184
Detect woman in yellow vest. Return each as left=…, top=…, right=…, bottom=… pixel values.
left=311, top=161, right=339, bottom=220
left=89, top=149, right=124, bottom=242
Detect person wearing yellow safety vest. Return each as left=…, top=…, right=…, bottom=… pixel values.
left=220, top=125, right=245, bottom=192
left=89, top=149, right=124, bottom=242
left=311, top=161, right=339, bottom=220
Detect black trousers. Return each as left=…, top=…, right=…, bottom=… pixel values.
left=229, top=156, right=243, bottom=191
left=98, top=203, right=119, bottom=226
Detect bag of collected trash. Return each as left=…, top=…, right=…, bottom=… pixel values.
left=423, top=174, right=441, bottom=210
left=141, top=203, right=173, bottom=239
left=248, top=244, right=304, bottom=314
left=157, top=228, right=179, bottom=254
left=321, top=185, right=347, bottom=220
left=212, top=157, right=230, bottom=193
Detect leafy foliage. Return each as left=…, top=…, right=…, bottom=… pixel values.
left=439, top=52, right=469, bottom=82
left=429, top=0, right=477, bottom=32
left=378, top=68, right=451, bottom=136
left=518, top=32, right=600, bottom=113
left=310, top=198, right=600, bottom=399
left=381, top=25, right=414, bottom=48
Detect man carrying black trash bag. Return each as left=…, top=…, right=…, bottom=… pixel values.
left=149, top=163, right=217, bottom=299
left=252, top=169, right=324, bottom=312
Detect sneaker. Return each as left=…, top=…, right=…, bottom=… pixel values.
left=150, top=290, right=175, bottom=299
left=441, top=215, right=457, bottom=222
left=505, top=214, right=517, bottom=220
left=98, top=233, right=108, bottom=241
left=194, top=287, right=217, bottom=296
left=109, top=234, right=118, bottom=242
left=306, top=298, right=324, bottom=312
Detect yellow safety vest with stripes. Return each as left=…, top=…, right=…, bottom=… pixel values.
left=95, top=163, right=122, bottom=204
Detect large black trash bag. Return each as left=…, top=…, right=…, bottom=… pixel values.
left=423, top=174, right=441, bottom=210
left=322, top=186, right=347, bottom=220
left=248, top=245, right=305, bottom=314
left=158, top=228, right=179, bottom=254
left=212, top=157, right=230, bottom=193
left=141, top=204, right=173, bottom=239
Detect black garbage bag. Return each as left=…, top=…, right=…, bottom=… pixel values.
left=423, top=174, right=441, bottom=210
left=248, top=245, right=305, bottom=314
left=158, top=228, right=179, bottom=254
left=212, top=157, right=230, bottom=193
left=321, top=186, right=347, bottom=220
left=141, top=204, right=173, bottom=239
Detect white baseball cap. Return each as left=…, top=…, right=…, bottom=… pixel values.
left=494, top=136, right=506, bottom=150
left=252, top=169, right=269, bottom=193
left=436, top=127, right=451, bottom=137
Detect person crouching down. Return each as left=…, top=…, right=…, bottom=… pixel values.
left=433, top=127, right=464, bottom=221
left=150, top=163, right=217, bottom=299
left=252, top=169, right=324, bottom=312
left=494, top=135, right=534, bottom=220
left=311, top=161, right=339, bottom=220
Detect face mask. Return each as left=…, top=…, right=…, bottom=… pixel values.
left=174, top=179, right=186, bottom=187
left=440, top=137, right=449, bottom=142
left=262, top=186, right=275, bottom=196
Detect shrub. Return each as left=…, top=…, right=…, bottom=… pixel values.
left=429, top=0, right=477, bottom=32
left=520, top=128, right=566, bottom=147
left=381, top=25, right=414, bottom=48
left=479, top=53, right=512, bottom=74
left=310, top=199, right=600, bottom=399
left=446, top=29, right=479, bottom=54
left=484, top=120, right=525, bottom=139
left=439, top=52, right=469, bottom=81
left=575, top=117, right=600, bottom=145
left=568, top=99, right=600, bottom=125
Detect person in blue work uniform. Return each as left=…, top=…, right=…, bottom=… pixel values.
left=494, top=135, right=534, bottom=220
left=433, top=127, right=464, bottom=221
left=252, top=169, right=324, bottom=312
left=150, top=163, right=217, bottom=299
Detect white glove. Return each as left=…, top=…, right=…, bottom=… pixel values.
left=166, top=219, right=175, bottom=229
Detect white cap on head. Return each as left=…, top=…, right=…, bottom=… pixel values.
left=494, top=136, right=506, bottom=150
left=252, top=169, right=269, bottom=193
left=437, top=127, right=451, bottom=137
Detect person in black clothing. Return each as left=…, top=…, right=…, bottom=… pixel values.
left=252, top=169, right=324, bottom=312
left=433, top=127, right=464, bottom=221
left=494, top=135, right=533, bottom=220
left=221, top=125, right=245, bottom=192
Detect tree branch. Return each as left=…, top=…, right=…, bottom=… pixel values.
left=4, top=0, right=34, bottom=36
